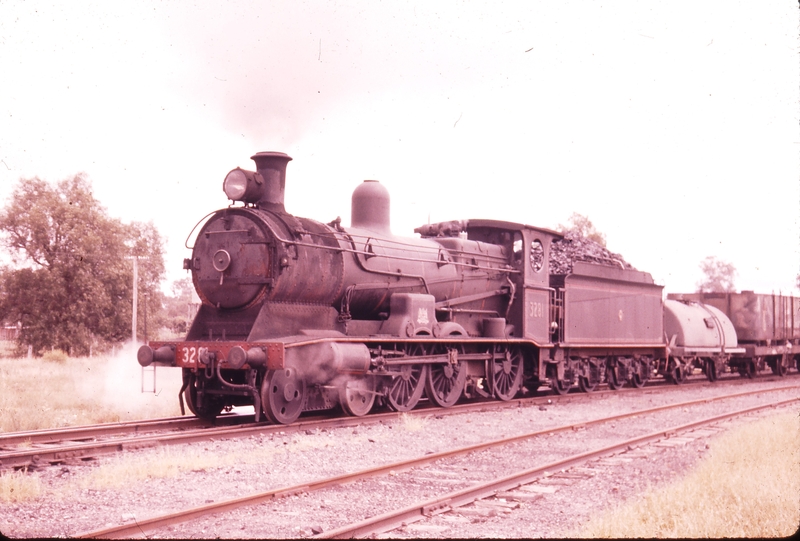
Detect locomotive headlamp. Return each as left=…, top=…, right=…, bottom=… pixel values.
left=223, top=168, right=262, bottom=203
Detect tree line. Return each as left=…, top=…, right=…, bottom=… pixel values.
left=0, top=174, right=188, bottom=356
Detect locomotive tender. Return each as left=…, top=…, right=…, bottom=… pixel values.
left=137, top=152, right=799, bottom=424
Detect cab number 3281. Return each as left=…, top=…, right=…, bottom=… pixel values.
left=528, top=301, right=545, bottom=318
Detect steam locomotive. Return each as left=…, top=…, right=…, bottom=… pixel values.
left=137, top=152, right=800, bottom=424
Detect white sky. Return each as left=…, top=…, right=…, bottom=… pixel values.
left=1, top=0, right=798, bottom=295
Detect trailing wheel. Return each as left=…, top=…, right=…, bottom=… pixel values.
left=339, top=376, right=376, bottom=417
left=261, top=368, right=306, bottom=425
left=184, top=374, right=225, bottom=421
left=425, top=345, right=467, bottom=408
left=491, top=346, right=524, bottom=401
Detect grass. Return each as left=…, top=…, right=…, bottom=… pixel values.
left=574, top=411, right=800, bottom=538
left=0, top=469, right=42, bottom=502
left=0, top=343, right=183, bottom=432
left=397, top=412, right=430, bottom=431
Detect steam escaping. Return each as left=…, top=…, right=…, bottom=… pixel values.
left=98, top=341, right=183, bottom=418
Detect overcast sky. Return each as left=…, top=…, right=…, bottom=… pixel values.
left=1, top=1, right=798, bottom=295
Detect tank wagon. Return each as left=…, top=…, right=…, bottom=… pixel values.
left=668, top=292, right=800, bottom=377
left=137, top=151, right=783, bottom=424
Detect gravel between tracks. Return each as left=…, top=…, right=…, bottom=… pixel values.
left=1, top=377, right=798, bottom=539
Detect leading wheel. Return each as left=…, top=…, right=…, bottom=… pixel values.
left=492, top=346, right=524, bottom=401
left=261, top=368, right=306, bottom=425
left=339, top=376, right=376, bottom=417
left=425, top=345, right=467, bottom=408
left=185, top=374, right=225, bottom=421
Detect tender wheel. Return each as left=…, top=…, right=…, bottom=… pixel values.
left=550, top=377, right=572, bottom=395
left=425, top=346, right=467, bottom=408
left=261, top=368, right=306, bottom=425
left=578, top=361, right=600, bottom=393
left=339, top=376, right=376, bottom=417
left=629, top=359, right=649, bottom=388
left=606, top=362, right=624, bottom=390
left=185, top=374, right=225, bottom=421
left=492, top=346, right=524, bottom=401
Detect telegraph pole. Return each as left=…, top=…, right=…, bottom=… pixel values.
left=132, top=256, right=139, bottom=343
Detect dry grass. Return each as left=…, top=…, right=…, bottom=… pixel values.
left=0, top=343, right=182, bottom=432
left=575, top=411, right=800, bottom=538
left=0, top=469, right=42, bottom=502
left=397, top=412, right=430, bottom=432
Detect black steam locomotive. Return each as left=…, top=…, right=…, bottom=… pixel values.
left=137, top=152, right=800, bottom=424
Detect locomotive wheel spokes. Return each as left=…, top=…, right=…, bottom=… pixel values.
left=386, top=344, right=428, bottom=412
left=185, top=375, right=225, bottom=421
left=339, top=376, right=376, bottom=417
left=261, top=368, right=306, bottom=425
left=492, top=346, right=524, bottom=401
left=425, top=346, right=467, bottom=408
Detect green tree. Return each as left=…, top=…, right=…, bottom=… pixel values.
left=696, top=256, right=737, bottom=293
left=558, top=213, right=607, bottom=247
left=161, top=277, right=197, bottom=336
left=0, top=174, right=165, bottom=355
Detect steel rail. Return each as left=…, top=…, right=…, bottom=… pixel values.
left=0, top=415, right=239, bottom=447
left=72, top=384, right=800, bottom=539
left=3, top=367, right=794, bottom=470
left=2, top=374, right=793, bottom=470
left=318, top=396, right=800, bottom=539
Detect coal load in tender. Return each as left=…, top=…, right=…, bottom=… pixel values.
left=550, top=231, right=635, bottom=275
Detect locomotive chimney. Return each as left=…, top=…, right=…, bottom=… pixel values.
left=351, top=180, right=391, bottom=233
left=250, top=151, right=293, bottom=212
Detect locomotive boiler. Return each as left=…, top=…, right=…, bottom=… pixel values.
left=138, top=151, right=793, bottom=425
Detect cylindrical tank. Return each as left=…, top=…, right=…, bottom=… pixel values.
left=664, top=299, right=738, bottom=349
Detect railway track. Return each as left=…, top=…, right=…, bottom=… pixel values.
left=73, top=382, right=800, bottom=539
left=1, top=371, right=794, bottom=472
